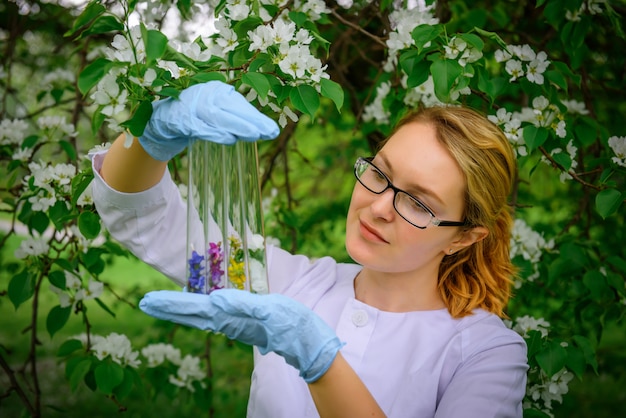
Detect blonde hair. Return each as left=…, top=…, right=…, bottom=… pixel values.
left=389, top=106, right=517, bottom=318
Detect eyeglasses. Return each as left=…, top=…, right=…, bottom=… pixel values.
left=353, top=157, right=468, bottom=229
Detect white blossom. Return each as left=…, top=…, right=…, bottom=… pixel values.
left=562, top=99, right=589, bottom=115
left=526, top=51, right=550, bottom=85
left=225, top=1, right=251, bottom=21
left=105, top=26, right=145, bottom=64
left=36, top=115, right=78, bottom=138
left=525, top=367, right=574, bottom=415
left=91, top=333, right=141, bottom=368
left=12, top=147, right=33, bottom=162
left=15, top=237, right=50, bottom=259
left=128, top=68, right=157, bottom=87
left=214, top=19, right=239, bottom=54
left=608, top=136, right=626, bottom=167
left=168, top=354, right=205, bottom=391
left=268, top=102, right=298, bottom=127
left=363, top=81, right=392, bottom=124
left=0, top=119, right=29, bottom=145
left=512, top=315, right=551, bottom=338
left=510, top=218, right=555, bottom=285
left=505, top=59, right=524, bottom=81
left=141, top=343, right=182, bottom=367
left=49, top=272, right=103, bottom=309
left=91, top=73, right=128, bottom=117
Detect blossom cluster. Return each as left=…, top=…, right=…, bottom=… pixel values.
left=23, top=160, right=77, bottom=212
left=488, top=97, right=567, bottom=160
left=525, top=367, right=574, bottom=417
left=49, top=271, right=104, bottom=310
left=565, top=0, right=605, bottom=21
left=510, top=219, right=555, bottom=286
left=510, top=315, right=551, bottom=338
left=89, top=332, right=141, bottom=368
left=384, top=5, right=439, bottom=71
left=141, top=342, right=206, bottom=392
left=495, top=44, right=551, bottom=85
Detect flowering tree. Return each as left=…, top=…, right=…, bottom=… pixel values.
left=1, top=0, right=625, bottom=417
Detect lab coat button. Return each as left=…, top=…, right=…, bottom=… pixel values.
left=351, top=310, right=369, bottom=327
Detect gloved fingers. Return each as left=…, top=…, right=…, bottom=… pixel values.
left=139, top=290, right=211, bottom=315
left=215, top=93, right=280, bottom=140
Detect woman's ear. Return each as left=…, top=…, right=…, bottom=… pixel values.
left=448, top=226, right=489, bottom=254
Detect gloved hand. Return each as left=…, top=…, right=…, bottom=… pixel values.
left=139, top=289, right=344, bottom=383
left=138, top=81, right=280, bottom=161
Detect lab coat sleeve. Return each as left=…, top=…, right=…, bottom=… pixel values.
left=434, top=327, right=528, bottom=418
left=91, top=151, right=199, bottom=286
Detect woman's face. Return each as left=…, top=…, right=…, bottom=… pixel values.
left=345, top=121, right=468, bottom=277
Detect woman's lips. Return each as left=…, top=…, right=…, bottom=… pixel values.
left=359, top=220, right=388, bottom=243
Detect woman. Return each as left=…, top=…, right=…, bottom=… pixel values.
left=92, top=81, right=528, bottom=417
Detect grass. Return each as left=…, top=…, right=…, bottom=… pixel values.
left=0, top=234, right=253, bottom=418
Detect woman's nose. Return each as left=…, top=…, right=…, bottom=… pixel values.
left=369, top=188, right=396, bottom=221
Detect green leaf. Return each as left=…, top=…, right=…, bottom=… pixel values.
left=8, top=270, right=35, bottom=310
left=320, top=78, right=344, bottom=112
left=607, top=255, right=626, bottom=275
left=65, top=1, right=106, bottom=37
left=535, top=341, right=568, bottom=377
left=78, top=58, right=113, bottom=95
left=71, top=172, right=94, bottom=206
left=142, top=29, right=168, bottom=64
left=288, top=11, right=308, bottom=26
left=242, top=72, right=271, bottom=99
left=544, top=70, right=568, bottom=92
left=582, top=270, right=613, bottom=302
left=430, top=58, right=463, bottom=103
left=113, top=368, right=135, bottom=400
left=595, top=188, right=622, bottom=218
left=59, top=139, right=78, bottom=161
left=523, top=408, right=551, bottom=418
left=574, top=116, right=598, bottom=146
left=572, top=335, right=598, bottom=374
left=57, top=339, right=84, bottom=357
left=66, top=357, right=93, bottom=392
left=192, top=72, right=227, bottom=83
left=459, top=33, right=484, bottom=51
left=551, top=61, right=581, bottom=87
left=120, top=99, right=153, bottom=137
left=95, top=361, right=125, bottom=395
left=552, top=151, right=572, bottom=170
left=473, top=27, right=509, bottom=49
left=289, top=84, right=319, bottom=119
left=29, top=211, right=50, bottom=235
left=522, top=125, right=549, bottom=151
left=49, top=200, right=73, bottom=231
left=47, top=305, right=72, bottom=338
left=78, top=15, right=124, bottom=39
left=399, top=50, right=430, bottom=88
left=95, top=298, right=117, bottom=318
left=48, top=270, right=67, bottom=290
left=525, top=330, right=544, bottom=359
left=91, top=110, right=107, bottom=136
left=411, top=24, right=443, bottom=52
left=157, top=87, right=181, bottom=99
left=78, top=211, right=101, bottom=239
left=565, top=345, right=586, bottom=379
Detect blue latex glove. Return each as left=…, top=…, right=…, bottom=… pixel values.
left=139, top=289, right=344, bottom=383
left=138, top=81, right=280, bottom=161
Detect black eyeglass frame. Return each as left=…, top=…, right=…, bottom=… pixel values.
left=354, top=157, right=469, bottom=229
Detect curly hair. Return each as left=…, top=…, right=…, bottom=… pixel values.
left=388, top=106, right=518, bottom=318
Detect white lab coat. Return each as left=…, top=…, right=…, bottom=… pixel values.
left=91, top=152, right=528, bottom=418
